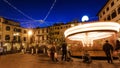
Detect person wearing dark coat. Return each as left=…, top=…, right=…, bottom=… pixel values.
left=50, top=44, right=56, bottom=62
left=115, top=40, right=120, bottom=50
left=103, top=40, right=113, bottom=63
left=61, top=42, right=67, bottom=61
left=115, top=40, right=120, bottom=61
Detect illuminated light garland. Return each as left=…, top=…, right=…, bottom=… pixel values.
left=43, top=0, right=57, bottom=21
left=3, top=0, right=35, bottom=21
left=64, top=22, right=120, bottom=47
left=3, top=0, right=57, bottom=27
left=3, top=16, right=52, bottom=28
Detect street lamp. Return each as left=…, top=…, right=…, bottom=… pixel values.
left=28, top=30, right=33, bottom=44
left=28, top=30, right=33, bottom=36
left=81, top=15, right=89, bottom=22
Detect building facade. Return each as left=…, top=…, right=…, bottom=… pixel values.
left=0, top=17, right=80, bottom=53
left=97, top=0, right=120, bottom=22
left=48, top=21, right=79, bottom=46
left=0, top=17, right=23, bottom=52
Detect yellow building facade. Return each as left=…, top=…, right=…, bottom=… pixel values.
left=98, top=0, right=120, bottom=23
left=0, top=17, right=79, bottom=53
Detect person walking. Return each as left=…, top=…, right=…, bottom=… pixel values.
left=115, top=40, right=120, bottom=61
left=50, top=43, right=57, bottom=62
left=103, top=40, right=113, bottom=64
left=61, top=42, right=67, bottom=61
left=31, top=46, right=34, bottom=55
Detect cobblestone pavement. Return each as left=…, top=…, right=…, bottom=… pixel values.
left=0, top=53, right=120, bottom=68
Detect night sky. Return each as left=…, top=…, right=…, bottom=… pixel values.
left=0, top=0, right=108, bottom=28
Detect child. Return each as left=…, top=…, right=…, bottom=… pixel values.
left=83, top=50, right=92, bottom=63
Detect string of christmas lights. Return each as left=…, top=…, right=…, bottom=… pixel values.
left=3, top=0, right=57, bottom=28
left=3, top=0, right=35, bottom=21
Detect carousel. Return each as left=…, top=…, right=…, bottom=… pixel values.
left=64, top=22, right=120, bottom=57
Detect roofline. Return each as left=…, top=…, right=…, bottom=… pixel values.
left=96, top=0, right=109, bottom=16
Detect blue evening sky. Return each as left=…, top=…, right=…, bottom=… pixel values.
left=0, top=0, right=108, bottom=28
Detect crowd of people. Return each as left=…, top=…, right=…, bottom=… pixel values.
left=47, top=42, right=72, bottom=62
left=47, top=40, right=120, bottom=64
left=0, top=39, right=120, bottom=64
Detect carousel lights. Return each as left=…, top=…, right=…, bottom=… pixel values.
left=64, top=22, right=120, bottom=37
left=64, top=22, right=120, bottom=47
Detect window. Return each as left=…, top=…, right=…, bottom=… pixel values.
left=104, top=18, right=106, bottom=21
left=14, top=28, right=21, bottom=32
left=42, top=29, right=44, bottom=33
left=17, top=29, right=21, bottom=32
left=46, top=29, right=48, bottom=33
left=0, top=35, right=1, bottom=40
left=18, top=36, right=21, bottom=42
left=103, top=11, right=105, bottom=15
left=6, top=26, right=10, bottom=31
left=13, top=36, right=17, bottom=41
left=24, top=30, right=27, bottom=34
left=107, top=15, right=111, bottom=20
left=4, top=20, right=8, bottom=24
left=0, top=26, right=1, bottom=31
left=118, top=6, right=120, bottom=14
left=5, top=35, right=10, bottom=40
left=14, top=28, right=17, bottom=32
left=24, top=37, right=26, bottom=41
left=106, top=7, right=109, bottom=11
left=42, top=36, right=44, bottom=40
left=38, top=30, right=40, bottom=34
left=111, top=10, right=117, bottom=19
left=111, top=1, right=114, bottom=7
